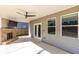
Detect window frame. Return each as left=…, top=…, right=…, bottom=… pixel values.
left=48, top=17, right=56, bottom=35
left=61, top=12, right=79, bottom=39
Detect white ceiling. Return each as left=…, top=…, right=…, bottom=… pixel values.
left=0, top=5, right=76, bottom=22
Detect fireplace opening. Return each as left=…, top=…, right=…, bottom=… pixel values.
left=7, top=32, right=13, bottom=40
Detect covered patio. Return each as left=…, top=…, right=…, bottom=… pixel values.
left=0, top=36, right=69, bottom=54
left=0, top=5, right=78, bottom=54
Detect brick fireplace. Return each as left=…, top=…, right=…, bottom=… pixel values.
left=0, top=29, right=17, bottom=44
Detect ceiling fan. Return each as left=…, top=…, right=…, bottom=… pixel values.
left=16, top=9, right=36, bottom=18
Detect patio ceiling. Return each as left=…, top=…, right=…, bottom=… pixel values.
left=0, top=5, right=76, bottom=22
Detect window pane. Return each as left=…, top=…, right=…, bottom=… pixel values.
left=62, top=13, right=78, bottom=38
left=62, top=26, right=78, bottom=38
left=48, top=20, right=55, bottom=26
left=38, top=24, right=41, bottom=37
left=48, top=27, right=55, bottom=34
left=35, top=25, right=37, bottom=36
left=62, top=13, right=78, bottom=25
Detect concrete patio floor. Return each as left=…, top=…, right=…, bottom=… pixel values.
left=0, top=36, right=70, bottom=54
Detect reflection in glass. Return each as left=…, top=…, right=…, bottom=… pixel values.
left=62, top=27, right=78, bottom=38
left=62, top=13, right=78, bottom=38
left=48, top=19, right=55, bottom=34
left=48, top=20, right=55, bottom=26
left=62, top=13, right=78, bottom=25
left=48, top=27, right=55, bottom=34
left=38, top=25, right=41, bottom=37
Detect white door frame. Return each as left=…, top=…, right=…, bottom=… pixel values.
left=34, top=23, right=42, bottom=40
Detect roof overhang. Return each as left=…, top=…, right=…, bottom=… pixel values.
left=0, top=5, right=76, bottom=22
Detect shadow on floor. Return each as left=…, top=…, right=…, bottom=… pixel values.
left=13, top=36, right=32, bottom=43
left=32, top=40, right=69, bottom=54
left=10, top=36, right=69, bottom=54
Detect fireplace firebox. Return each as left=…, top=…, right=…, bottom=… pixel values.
left=7, top=32, right=13, bottom=40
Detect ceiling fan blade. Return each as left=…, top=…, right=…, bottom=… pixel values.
left=16, top=12, right=25, bottom=16
left=17, top=9, right=26, bottom=13
left=26, top=15, right=36, bottom=17
left=17, top=9, right=36, bottom=13
left=27, top=12, right=36, bottom=13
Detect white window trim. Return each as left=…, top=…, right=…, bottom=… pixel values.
left=61, top=12, right=79, bottom=39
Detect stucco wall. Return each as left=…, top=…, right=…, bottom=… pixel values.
left=30, top=6, right=79, bottom=53
left=1, top=18, right=9, bottom=28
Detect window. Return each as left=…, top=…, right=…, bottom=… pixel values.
left=48, top=18, right=55, bottom=34
left=17, top=22, right=28, bottom=29
left=62, top=13, right=78, bottom=38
